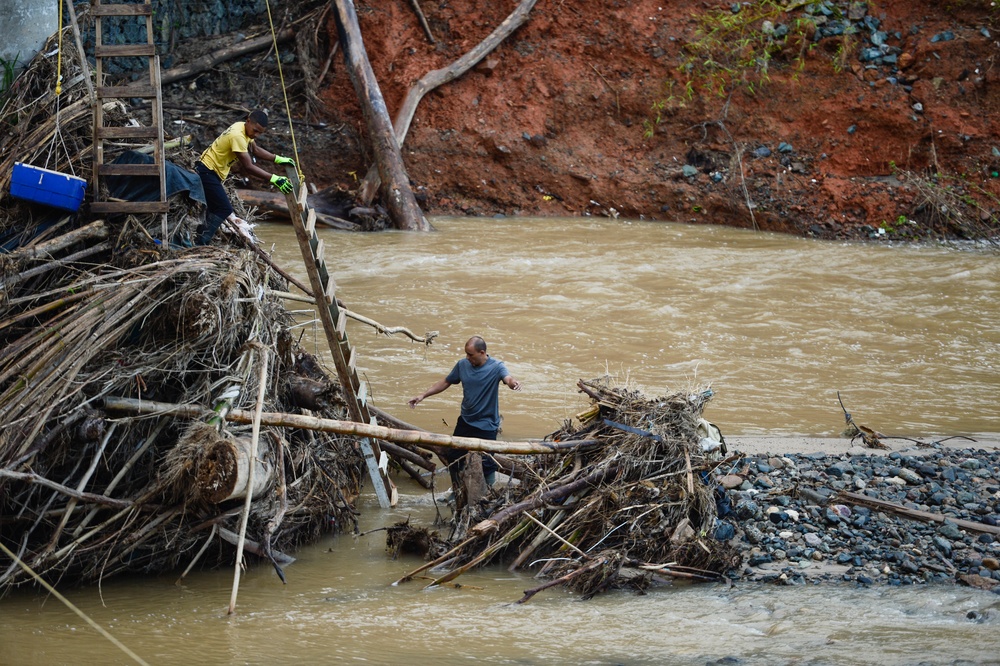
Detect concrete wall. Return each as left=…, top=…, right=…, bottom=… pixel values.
left=0, top=0, right=58, bottom=73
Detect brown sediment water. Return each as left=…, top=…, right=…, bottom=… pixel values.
left=2, top=217, right=998, bottom=665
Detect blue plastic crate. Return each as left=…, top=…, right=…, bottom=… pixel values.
left=10, top=162, right=87, bottom=212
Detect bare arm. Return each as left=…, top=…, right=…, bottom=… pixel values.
left=408, top=378, right=453, bottom=408
left=236, top=150, right=277, bottom=183
left=503, top=375, right=522, bottom=391
left=250, top=141, right=277, bottom=163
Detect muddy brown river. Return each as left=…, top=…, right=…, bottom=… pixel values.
left=2, top=218, right=999, bottom=664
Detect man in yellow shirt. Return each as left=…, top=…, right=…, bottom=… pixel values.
left=194, top=109, right=295, bottom=244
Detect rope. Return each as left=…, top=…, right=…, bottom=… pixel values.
left=264, top=0, right=303, bottom=171
left=0, top=540, right=151, bottom=666
left=45, top=0, right=73, bottom=175
left=55, top=0, right=63, bottom=95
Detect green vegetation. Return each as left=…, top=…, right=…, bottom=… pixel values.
left=0, top=53, right=19, bottom=102
left=902, top=170, right=1000, bottom=243
left=678, top=0, right=823, bottom=99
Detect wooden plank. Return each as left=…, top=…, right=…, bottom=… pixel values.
left=91, top=201, right=170, bottom=214
left=97, top=163, right=161, bottom=176
left=335, top=307, right=346, bottom=335
left=347, top=348, right=357, bottom=374
left=296, top=182, right=308, bottom=207
left=92, top=4, right=153, bottom=17
left=97, top=84, right=157, bottom=99
left=314, top=238, right=325, bottom=264
left=95, top=44, right=157, bottom=57
left=305, top=208, right=316, bottom=235
left=96, top=125, right=159, bottom=139
left=153, top=54, right=167, bottom=239
left=357, top=381, right=368, bottom=406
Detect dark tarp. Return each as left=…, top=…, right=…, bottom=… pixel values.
left=105, top=150, right=206, bottom=206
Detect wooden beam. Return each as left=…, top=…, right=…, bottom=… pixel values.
left=101, top=396, right=602, bottom=455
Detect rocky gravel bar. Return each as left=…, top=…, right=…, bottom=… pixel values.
left=713, top=444, right=1000, bottom=590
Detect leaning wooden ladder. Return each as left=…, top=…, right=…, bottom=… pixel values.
left=281, top=165, right=398, bottom=508
left=90, top=0, right=168, bottom=240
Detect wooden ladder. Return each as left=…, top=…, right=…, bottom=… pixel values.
left=90, top=0, right=168, bottom=239
left=281, top=165, right=398, bottom=508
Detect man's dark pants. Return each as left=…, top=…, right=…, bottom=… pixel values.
left=195, top=162, right=234, bottom=245
left=444, top=416, right=499, bottom=489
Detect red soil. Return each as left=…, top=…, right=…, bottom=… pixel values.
left=309, top=1, right=1000, bottom=239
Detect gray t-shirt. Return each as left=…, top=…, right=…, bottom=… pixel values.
left=446, top=356, right=510, bottom=431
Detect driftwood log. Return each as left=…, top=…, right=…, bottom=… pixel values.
left=332, top=0, right=430, bottom=231
left=161, top=29, right=296, bottom=85
left=358, top=0, right=538, bottom=205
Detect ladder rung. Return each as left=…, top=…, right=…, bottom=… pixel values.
left=91, top=201, right=169, bottom=214
left=92, top=4, right=152, bottom=16
left=95, top=44, right=156, bottom=58
left=377, top=450, right=389, bottom=473
left=98, top=84, right=157, bottom=99
left=314, top=238, right=325, bottom=263
left=327, top=274, right=338, bottom=300
left=347, top=348, right=357, bottom=374
left=98, top=163, right=162, bottom=177
left=296, top=182, right=308, bottom=207
left=97, top=125, right=160, bottom=139
left=357, top=382, right=368, bottom=406
left=334, top=307, right=346, bottom=335
left=304, top=208, right=316, bottom=235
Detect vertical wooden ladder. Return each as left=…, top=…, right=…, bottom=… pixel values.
left=90, top=0, right=168, bottom=240
left=281, top=165, right=398, bottom=508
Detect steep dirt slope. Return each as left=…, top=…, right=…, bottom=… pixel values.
left=303, top=0, right=999, bottom=240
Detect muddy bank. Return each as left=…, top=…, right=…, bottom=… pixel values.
left=156, top=0, right=1000, bottom=241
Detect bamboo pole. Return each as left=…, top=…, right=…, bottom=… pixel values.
left=516, top=556, right=606, bottom=604
left=1, top=219, right=107, bottom=262
left=228, top=345, right=269, bottom=615
left=101, top=396, right=602, bottom=455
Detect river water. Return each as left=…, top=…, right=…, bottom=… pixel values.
left=2, top=218, right=999, bottom=665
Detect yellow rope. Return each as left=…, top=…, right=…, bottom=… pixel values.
left=264, top=0, right=303, bottom=172
left=0, top=540, right=150, bottom=666
left=55, top=0, right=63, bottom=95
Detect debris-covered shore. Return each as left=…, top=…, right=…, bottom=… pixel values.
left=716, top=446, right=1000, bottom=589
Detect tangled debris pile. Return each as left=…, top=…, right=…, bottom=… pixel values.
left=0, top=30, right=368, bottom=595
left=393, top=378, right=740, bottom=601
left=389, top=379, right=1000, bottom=600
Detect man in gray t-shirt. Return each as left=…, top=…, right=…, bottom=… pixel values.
left=408, top=336, right=522, bottom=488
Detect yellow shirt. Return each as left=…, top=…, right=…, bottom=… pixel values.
left=199, top=121, right=253, bottom=179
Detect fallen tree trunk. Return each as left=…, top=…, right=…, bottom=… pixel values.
left=332, top=0, right=431, bottom=231
left=236, top=189, right=360, bottom=231
left=161, top=29, right=296, bottom=85
left=358, top=0, right=538, bottom=205
left=102, top=396, right=601, bottom=455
